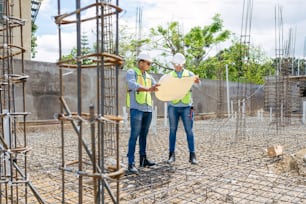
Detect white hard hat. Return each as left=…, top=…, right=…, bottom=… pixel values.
left=137, top=51, right=152, bottom=63
left=171, top=53, right=186, bottom=65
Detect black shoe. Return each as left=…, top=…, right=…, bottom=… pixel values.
left=140, top=156, right=156, bottom=167
left=189, top=152, right=198, bottom=165
left=167, top=152, right=175, bottom=164
left=128, top=164, right=138, bottom=174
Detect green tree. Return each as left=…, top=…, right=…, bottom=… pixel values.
left=184, top=14, right=231, bottom=68
left=61, top=33, right=93, bottom=65
left=200, top=41, right=274, bottom=84
left=150, top=21, right=184, bottom=54
left=149, top=15, right=273, bottom=84
left=149, top=14, right=231, bottom=73
left=118, top=25, right=151, bottom=69
left=31, top=22, right=38, bottom=58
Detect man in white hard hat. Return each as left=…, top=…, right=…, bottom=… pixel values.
left=166, top=52, right=200, bottom=165
left=126, top=51, right=160, bottom=174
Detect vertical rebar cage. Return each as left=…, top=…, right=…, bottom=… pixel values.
left=55, top=0, right=124, bottom=203
left=0, top=0, right=44, bottom=203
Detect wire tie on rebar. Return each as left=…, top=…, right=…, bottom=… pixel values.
left=3, top=43, right=8, bottom=49
left=76, top=56, right=82, bottom=62
left=88, top=118, right=96, bottom=125
left=2, top=15, right=9, bottom=21
left=4, top=152, right=10, bottom=159
left=75, top=171, right=80, bottom=178
left=96, top=115, right=116, bottom=124
left=53, top=113, right=59, bottom=120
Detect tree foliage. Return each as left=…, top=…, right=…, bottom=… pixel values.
left=61, top=33, right=93, bottom=65
left=184, top=14, right=231, bottom=67
left=149, top=14, right=231, bottom=73
left=118, top=25, right=151, bottom=69
left=147, top=14, right=273, bottom=84
left=31, top=22, right=38, bottom=58
left=196, top=42, right=274, bottom=84
left=150, top=21, right=184, bottom=54
left=59, top=14, right=274, bottom=84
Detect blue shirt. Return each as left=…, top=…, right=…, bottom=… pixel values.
left=126, top=68, right=157, bottom=112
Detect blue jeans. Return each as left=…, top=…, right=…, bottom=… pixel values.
left=168, top=105, right=195, bottom=153
left=127, top=109, right=152, bottom=165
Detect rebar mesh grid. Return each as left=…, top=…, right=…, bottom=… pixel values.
left=23, top=117, right=306, bottom=203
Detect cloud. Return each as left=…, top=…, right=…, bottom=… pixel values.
left=33, top=32, right=77, bottom=62
left=39, top=0, right=52, bottom=12
left=34, top=2, right=103, bottom=62
left=34, top=0, right=306, bottom=62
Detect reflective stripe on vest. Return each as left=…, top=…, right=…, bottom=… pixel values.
left=171, top=69, right=192, bottom=104
left=126, top=68, right=152, bottom=107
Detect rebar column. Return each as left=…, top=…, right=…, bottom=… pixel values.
left=55, top=0, right=123, bottom=203
left=0, top=0, right=44, bottom=203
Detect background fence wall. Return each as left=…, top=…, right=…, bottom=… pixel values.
left=15, top=59, right=264, bottom=120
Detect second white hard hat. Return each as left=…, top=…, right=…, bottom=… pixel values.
left=137, top=51, right=152, bottom=63
left=171, top=53, right=186, bottom=65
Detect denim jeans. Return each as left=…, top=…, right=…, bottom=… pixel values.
left=127, top=109, right=152, bottom=165
left=168, top=105, right=195, bottom=153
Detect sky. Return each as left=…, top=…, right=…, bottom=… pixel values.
left=33, top=0, right=306, bottom=62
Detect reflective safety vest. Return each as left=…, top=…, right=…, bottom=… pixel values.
left=126, top=68, right=152, bottom=107
left=171, top=69, right=192, bottom=104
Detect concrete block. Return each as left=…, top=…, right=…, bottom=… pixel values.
left=267, top=145, right=283, bottom=157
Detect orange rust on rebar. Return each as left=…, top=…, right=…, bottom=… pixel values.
left=54, top=2, right=122, bottom=25
left=105, top=168, right=125, bottom=179
left=0, top=44, right=26, bottom=59
left=59, top=165, right=125, bottom=180
left=0, top=74, right=29, bottom=84
left=0, top=146, right=31, bottom=154
left=81, top=168, right=126, bottom=179
left=65, top=160, right=79, bottom=166
left=0, top=16, right=25, bottom=31
left=56, top=112, right=90, bottom=121
left=56, top=52, right=123, bottom=69
left=10, top=146, right=32, bottom=153
left=56, top=112, right=123, bottom=123
left=104, top=115, right=123, bottom=122
left=0, top=24, right=23, bottom=32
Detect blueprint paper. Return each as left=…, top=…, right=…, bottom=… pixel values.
left=155, top=74, right=195, bottom=101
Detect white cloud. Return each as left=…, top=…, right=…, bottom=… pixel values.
left=33, top=32, right=77, bottom=62
left=34, top=0, right=306, bottom=62
left=40, top=0, right=51, bottom=12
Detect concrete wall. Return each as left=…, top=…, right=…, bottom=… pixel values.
left=15, top=60, right=264, bottom=120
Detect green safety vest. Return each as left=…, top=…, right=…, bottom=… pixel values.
left=171, top=69, right=192, bottom=104
left=126, top=68, right=152, bottom=107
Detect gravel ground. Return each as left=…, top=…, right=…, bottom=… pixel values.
left=3, top=116, right=306, bottom=203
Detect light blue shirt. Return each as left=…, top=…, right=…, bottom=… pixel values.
left=168, top=69, right=195, bottom=108
left=126, top=68, right=157, bottom=112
